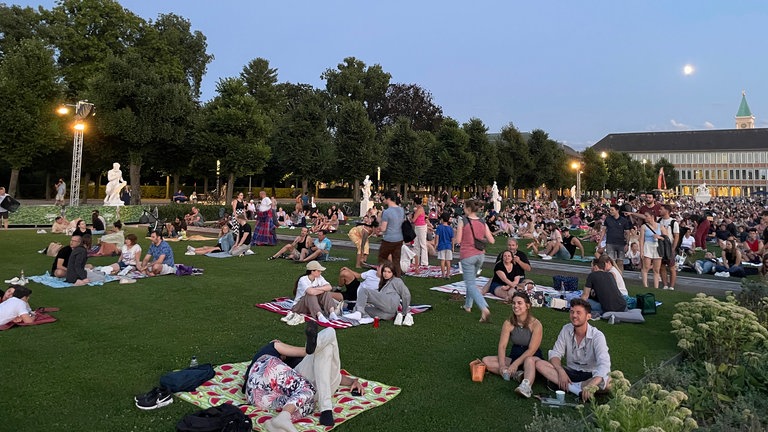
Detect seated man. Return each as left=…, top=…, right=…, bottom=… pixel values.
left=138, top=231, right=176, bottom=277
left=172, top=189, right=188, bottom=203
left=299, top=230, right=332, bottom=262
left=336, top=266, right=381, bottom=302
left=268, top=227, right=312, bottom=261
left=0, top=285, right=34, bottom=326
left=51, top=238, right=74, bottom=278
left=516, top=298, right=611, bottom=402
left=184, top=206, right=205, bottom=227
left=540, top=228, right=585, bottom=260
left=51, top=216, right=70, bottom=234
left=230, top=214, right=253, bottom=256
left=581, top=258, right=627, bottom=314
left=65, top=235, right=106, bottom=285
left=243, top=325, right=366, bottom=431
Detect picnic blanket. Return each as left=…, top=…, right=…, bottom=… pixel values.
left=256, top=297, right=432, bottom=329
left=176, top=362, right=400, bottom=431
left=0, top=307, right=59, bottom=330
left=429, top=277, right=560, bottom=301
left=404, top=265, right=461, bottom=278
left=29, top=271, right=120, bottom=288
left=158, top=235, right=216, bottom=242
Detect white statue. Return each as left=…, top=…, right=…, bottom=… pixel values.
left=104, top=162, right=127, bottom=206
left=694, top=183, right=711, bottom=204
left=491, top=181, right=501, bottom=213
left=360, top=175, right=373, bottom=216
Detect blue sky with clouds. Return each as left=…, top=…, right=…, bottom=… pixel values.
left=16, top=0, right=768, bottom=148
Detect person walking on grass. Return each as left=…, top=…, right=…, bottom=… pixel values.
left=377, top=190, right=405, bottom=276
left=455, top=199, right=495, bottom=323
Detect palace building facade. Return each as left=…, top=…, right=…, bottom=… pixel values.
left=591, top=93, right=768, bottom=197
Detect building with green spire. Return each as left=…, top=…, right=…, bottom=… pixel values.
left=735, top=91, right=755, bottom=129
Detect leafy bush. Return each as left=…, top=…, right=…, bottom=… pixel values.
left=670, top=293, right=768, bottom=364
left=524, top=406, right=586, bottom=432
left=589, top=371, right=698, bottom=432
left=697, top=391, right=768, bottom=431
left=735, top=280, right=768, bottom=329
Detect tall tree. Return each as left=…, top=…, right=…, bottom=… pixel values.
left=197, top=78, right=271, bottom=202
left=271, top=84, right=335, bottom=193
left=334, top=101, right=381, bottom=201
left=519, top=129, right=555, bottom=192
left=89, top=49, right=197, bottom=204
left=0, top=4, right=42, bottom=60
left=382, top=117, right=432, bottom=197
left=0, top=39, right=61, bottom=196
left=381, top=83, right=443, bottom=132
left=43, top=0, right=144, bottom=97
left=321, top=56, right=391, bottom=128
left=427, top=118, right=473, bottom=191
left=463, top=118, right=497, bottom=192
left=241, top=57, right=279, bottom=110
left=582, top=147, right=609, bottom=193
left=496, top=123, right=532, bottom=197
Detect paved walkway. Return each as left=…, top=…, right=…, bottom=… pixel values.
left=272, top=232, right=741, bottom=296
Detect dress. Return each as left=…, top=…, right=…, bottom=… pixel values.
left=253, top=197, right=277, bottom=245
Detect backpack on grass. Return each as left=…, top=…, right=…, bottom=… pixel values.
left=635, top=293, right=657, bottom=315
left=176, top=403, right=252, bottom=432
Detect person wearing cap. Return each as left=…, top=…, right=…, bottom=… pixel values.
left=289, top=261, right=341, bottom=325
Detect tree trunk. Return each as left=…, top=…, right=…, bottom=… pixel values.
left=165, top=175, right=170, bottom=200
left=173, top=174, right=180, bottom=194
left=45, top=173, right=51, bottom=200
left=8, top=168, right=20, bottom=197
left=203, top=177, right=208, bottom=193
left=352, top=179, right=360, bottom=203
left=301, top=178, right=308, bottom=194
left=82, top=172, right=90, bottom=203
left=226, top=173, right=235, bottom=203
left=402, top=183, right=408, bottom=202
left=130, top=157, right=142, bottom=205
left=95, top=173, right=102, bottom=199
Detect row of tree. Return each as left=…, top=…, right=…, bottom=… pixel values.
left=0, top=1, right=677, bottom=204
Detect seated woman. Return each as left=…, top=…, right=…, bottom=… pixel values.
left=71, top=219, right=92, bottom=238
left=51, top=216, right=70, bottom=234
left=186, top=224, right=234, bottom=255
left=91, top=221, right=125, bottom=256
left=165, top=216, right=187, bottom=238
left=108, top=234, right=142, bottom=275
left=0, top=285, right=34, bottom=327
left=481, top=250, right=521, bottom=302
left=713, top=239, right=745, bottom=277
left=243, top=326, right=366, bottom=431
left=288, top=261, right=343, bottom=325
left=344, top=261, right=414, bottom=326
left=276, top=207, right=288, bottom=226
left=481, top=292, right=543, bottom=380
left=91, top=210, right=106, bottom=235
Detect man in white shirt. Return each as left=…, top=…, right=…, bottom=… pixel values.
left=336, top=266, right=380, bottom=303
left=0, top=285, right=34, bottom=326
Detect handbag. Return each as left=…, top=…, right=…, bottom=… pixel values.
left=465, top=217, right=486, bottom=251
left=469, top=359, right=487, bottom=382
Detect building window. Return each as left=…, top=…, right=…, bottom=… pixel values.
left=730, top=170, right=735, bottom=179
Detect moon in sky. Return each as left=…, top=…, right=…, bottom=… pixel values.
left=683, top=64, right=695, bottom=75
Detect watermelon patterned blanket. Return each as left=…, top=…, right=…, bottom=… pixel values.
left=176, top=362, right=401, bottom=431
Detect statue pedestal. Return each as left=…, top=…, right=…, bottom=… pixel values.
left=104, top=201, right=125, bottom=219
left=360, top=198, right=372, bottom=217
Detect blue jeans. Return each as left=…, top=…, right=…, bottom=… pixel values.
left=587, top=298, right=603, bottom=315
left=461, top=253, right=488, bottom=311
left=696, top=260, right=715, bottom=274
left=219, top=232, right=234, bottom=253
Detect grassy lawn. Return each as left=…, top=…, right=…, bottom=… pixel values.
left=1, top=227, right=692, bottom=431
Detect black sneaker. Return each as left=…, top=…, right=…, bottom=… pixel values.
left=135, top=387, right=173, bottom=410
left=134, top=387, right=161, bottom=403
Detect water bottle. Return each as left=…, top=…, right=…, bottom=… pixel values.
left=560, top=281, right=565, bottom=299
left=189, top=356, right=198, bottom=368
left=20, top=270, right=25, bottom=283
left=502, top=369, right=511, bottom=381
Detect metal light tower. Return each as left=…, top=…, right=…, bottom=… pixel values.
left=60, top=101, right=94, bottom=207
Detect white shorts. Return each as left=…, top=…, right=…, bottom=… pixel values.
left=55, top=193, right=64, bottom=201
left=437, top=249, right=453, bottom=261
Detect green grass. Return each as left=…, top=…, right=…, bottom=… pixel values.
left=1, top=227, right=691, bottom=431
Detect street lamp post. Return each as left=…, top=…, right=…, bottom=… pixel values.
left=600, top=151, right=608, bottom=196
left=642, top=159, right=648, bottom=191
left=58, top=101, right=95, bottom=207
left=571, top=161, right=582, bottom=201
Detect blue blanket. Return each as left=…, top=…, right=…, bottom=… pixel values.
left=29, top=272, right=118, bottom=288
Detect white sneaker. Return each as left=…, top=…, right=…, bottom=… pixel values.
left=37, top=248, right=46, bottom=254
left=316, top=313, right=330, bottom=324
left=281, top=312, right=295, bottom=322
left=393, top=313, right=404, bottom=326
left=667, top=286, right=675, bottom=291
left=344, top=311, right=362, bottom=321
left=662, top=286, right=669, bottom=290
left=694, top=262, right=703, bottom=274
left=403, top=313, right=414, bottom=327
left=515, top=379, right=532, bottom=398
left=37, top=229, right=47, bottom=234
left=542, top=255, right=552, bottom=260
left=287, top=314, right=305, bottom=326
left=329, top=312, right=340, bottom=321
left=185, top=251, right=195, bottom=255
left=359, top=316, right=375, bottom=325
left=4, top=277, right=21, bottom=284
left=715, top=271, right=730, bottom=277
left=244, top=249, right=255, bottom=255
left=538, top=253, right=547, bottom=258
left=186, top=245, right=195, bottom=253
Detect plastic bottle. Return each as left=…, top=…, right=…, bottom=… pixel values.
left=20, top=270, right=25, bottom=283
left=190, top=356, right=198, bottom=368
left=373, top=317, right=380, bottom=328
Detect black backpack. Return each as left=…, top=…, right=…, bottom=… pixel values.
left=176, top=403, right=252, bottom=432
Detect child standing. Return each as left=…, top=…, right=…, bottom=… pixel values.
left=435, top=213, right=455, bottom=279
